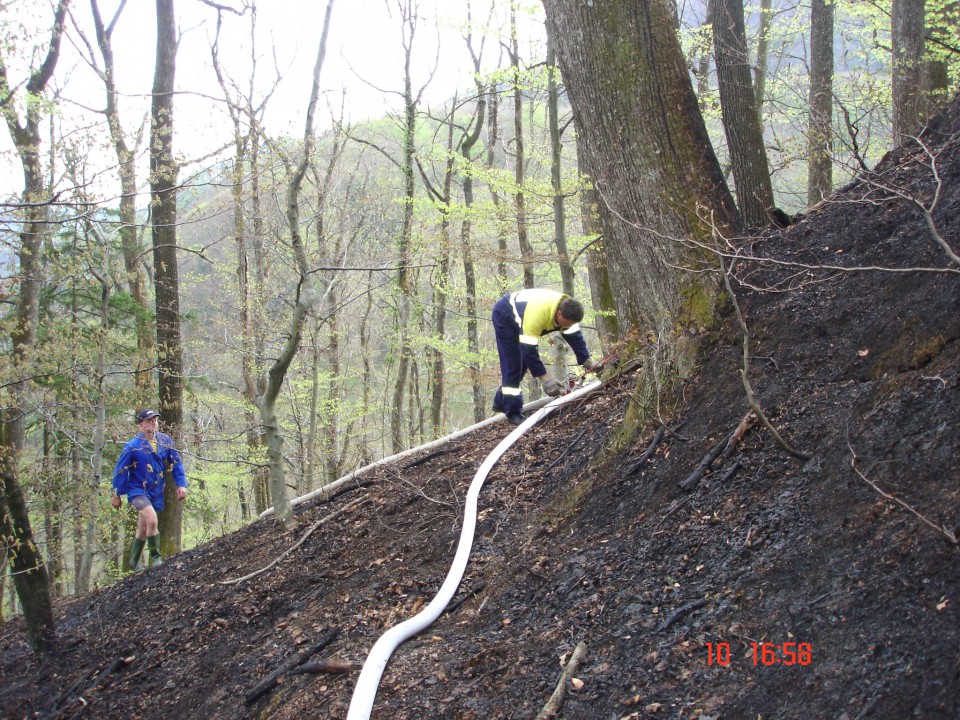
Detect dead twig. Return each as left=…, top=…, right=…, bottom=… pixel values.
left=220, top=495, right=369, bottom=585
left=288, top=659, right=360, bottom=675
left=404, top=446, right=454, bottom=469
left=244, top=628, right=340, bottom=704
left=679, top=411, right=750, bottom=492
left=658, top=598, right=711, bottom=632
left=625, top=420, right=688, bottom=477
left=718, top=459, right=743, bottom=483
left=52, top=655, right=135, bottom=716
left=542, top=428, right=588, bottom=474
left=719, top=254, right=811, bottom=462
left=535, top=641, right=587, bottom=720
left=445, top=580, right=487, bottom=615
left=848, top=441, right=958, bottom=546
left=654, top=496, right=692, bottom=533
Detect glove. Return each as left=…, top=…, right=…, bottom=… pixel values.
left=583, top=359, right=602, bottom=374
left=541, top=375, right=562, bottom=397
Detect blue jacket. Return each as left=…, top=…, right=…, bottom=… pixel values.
left=112, top=432, right=187, bottom=511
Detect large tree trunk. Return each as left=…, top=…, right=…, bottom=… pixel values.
left=542, top=0, right=741, bottom=345
left=0, top=0, right=69, bottom=659
left=807, top=0, right=834, bottom=205
left=77, top=269, right=109, bottom=593
left=457, top=32, right=489, bottom=425
left=211, top=10, right=271, bottom=515
left=313, top=129, right=347, bottom=488
left=693, top=0, right=715, bottom=110
left=150, top=0, right=185, bottom=555
left=577, top=162, right=619, bottom=351
left=713, top=0, right=775, bottom=227
left=891, top=0, right=926, bottom=144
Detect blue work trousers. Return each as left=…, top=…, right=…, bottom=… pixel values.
left=492, top=295, right=527, bottom=416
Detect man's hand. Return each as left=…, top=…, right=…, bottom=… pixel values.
left=111, top=495, right=122, bottom=510
left=541, top=375, right=561, bottom=397
left=177, top=487, right=187, bottom=501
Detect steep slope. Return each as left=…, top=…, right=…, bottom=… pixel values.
left=2, top=102, right=959, bottom=720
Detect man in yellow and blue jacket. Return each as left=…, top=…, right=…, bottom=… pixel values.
left=491, top=288, right=600, bottom=425
left=111, top=409, right=187, bottom=570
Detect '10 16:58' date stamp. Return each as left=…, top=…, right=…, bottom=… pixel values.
left=705, top=641, right=812, bottom=666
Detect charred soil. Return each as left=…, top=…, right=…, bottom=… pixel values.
left=3, top=102, right=960, bottom=720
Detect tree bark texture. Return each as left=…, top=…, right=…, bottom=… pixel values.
left=150, top=0, right=185, bottom=554
left=578, top=163, right=620, bottom=350
left=807, top=0, right=834, bottom=204
left=891, top=0, right=926, bottom=143
left=460, top=72, right=488, bottom=424
left=428, top=118, right=455, bottom=437
left=486, top=91, right=510, bottom=292
left=713, top=0, right=775, bottom=227
left=542, top=0, right=741, bottom=338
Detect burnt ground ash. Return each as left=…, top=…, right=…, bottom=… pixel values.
left=3, top=102, right=960, bottom=720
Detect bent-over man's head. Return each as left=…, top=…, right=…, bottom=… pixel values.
left=557, top=297, right=584, bottom=324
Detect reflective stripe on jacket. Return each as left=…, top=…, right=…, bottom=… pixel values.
left=506, top=288, right=590, bottom=377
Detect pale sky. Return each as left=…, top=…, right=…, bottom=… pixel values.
left=1, top=0, right=545, bottom=197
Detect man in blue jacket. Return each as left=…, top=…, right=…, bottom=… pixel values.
left=492, top=288, right=600, bottom=425
left=111, top=409, right=187, bottom=570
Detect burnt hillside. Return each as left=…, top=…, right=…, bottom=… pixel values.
left=2, top=100, right=959, bottom=720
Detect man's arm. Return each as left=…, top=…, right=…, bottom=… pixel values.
left=561, top=327, right=590, bottom=366
left=111, top=444, right=132, bottom=508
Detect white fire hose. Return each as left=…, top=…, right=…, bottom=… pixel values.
left=346, top=380, right=602, bottom=720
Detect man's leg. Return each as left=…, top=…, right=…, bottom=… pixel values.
left=136, top=499, right=162, bottom=567
left=128, top=495, right=154, bottom=570
left=494, top=335, right=525, bottom=421
left=492, top=300, right=526, bottom=424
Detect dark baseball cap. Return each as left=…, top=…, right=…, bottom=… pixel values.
left=137, top=409, right=160, bottom=423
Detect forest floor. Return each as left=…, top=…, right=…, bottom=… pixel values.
left=3, top=100, right=960, bottom=720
